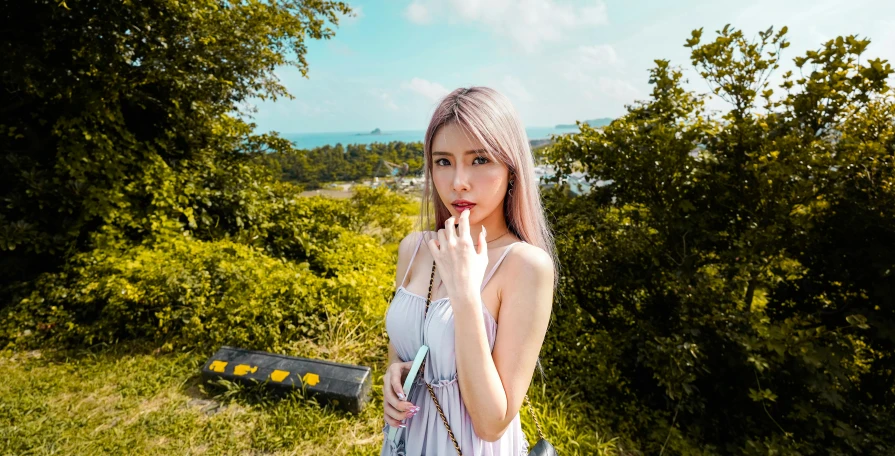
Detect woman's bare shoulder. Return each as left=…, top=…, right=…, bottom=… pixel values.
left=497, top=242, right=555, bottom=313
left=505, top=242, right=554, bottom=276
left=395, top=231, right=429, bottom=287
left=399, top=231, right=430, bottom=253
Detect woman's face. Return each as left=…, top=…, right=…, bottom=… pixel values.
left=431, top=122, right=511, bottom=225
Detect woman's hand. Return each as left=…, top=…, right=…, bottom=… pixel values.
left=426, top=209, right=489, bottom=301
left=383, top=361, right=419, bottom=428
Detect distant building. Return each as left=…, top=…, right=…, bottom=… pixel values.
left=535, top=165, right=607, bottom=196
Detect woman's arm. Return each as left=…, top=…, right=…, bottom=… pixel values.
left=452, top=245, right=555, bottom=442
left=383, top=233, right=423, bottom=427
left=388, top=340, right=401, bottom=366
left=387, top=232, right=419, bottom=367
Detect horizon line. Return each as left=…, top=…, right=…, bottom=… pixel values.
left=275, top=125, right=584, bottom=136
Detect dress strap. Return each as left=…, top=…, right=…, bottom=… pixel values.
left=480, top=241, right=525, bottom=292
left=399, top=232, right=427, bottom=288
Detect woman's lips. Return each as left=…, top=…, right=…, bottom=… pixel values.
left=452, top=204, right=475, bottom=212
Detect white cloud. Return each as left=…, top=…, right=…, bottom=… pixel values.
left=501, top=75, right=533, bottom=103
left=403, top=77, right=451, bottom=102
left=578, top=44, right=619, bottom=67
left=594, top=77, right=641, bottom=101
left=404, top=2, right=431, bottom=25
left=734, top=0, right=860, bottom=34
left=560, top=44, right=624, bottom=85
left=405, top=0, right=609, bottom=52
left=552, top=44, right=642, bottom=104
left=370, top=88, right=400, bottom=111
left=579, top=3, right=610, bottom=25
left=870, top=20, right=895, bottom=65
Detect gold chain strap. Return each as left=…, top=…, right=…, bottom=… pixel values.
left=419, top=259, right=546, bottom=455
left=526, top=394, right=545, bottom=440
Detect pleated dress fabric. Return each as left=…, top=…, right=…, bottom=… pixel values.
left=380, top=231, right=530, bottom=456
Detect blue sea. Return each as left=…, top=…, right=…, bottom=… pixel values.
left=282, top=126, right=580, bottom=149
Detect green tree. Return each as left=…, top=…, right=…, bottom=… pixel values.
left=543, top=25, right=894, bottom=454
left=0, top=0, right=351, bottom=295
left=264, top=141, right=426, bottom=187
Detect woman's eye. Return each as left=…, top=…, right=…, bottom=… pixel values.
left=434, top=156, right=489, bottom=166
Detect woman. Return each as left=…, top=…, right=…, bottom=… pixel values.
left=381, top=86, right=559, bottom=455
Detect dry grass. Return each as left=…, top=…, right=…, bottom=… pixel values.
left=1, top=340, right=627, bottom=455
left=0, top=342, right=387, bottom=455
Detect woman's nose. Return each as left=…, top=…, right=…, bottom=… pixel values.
left=451, top=168, right=470, bottom=192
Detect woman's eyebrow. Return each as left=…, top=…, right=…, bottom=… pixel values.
left=432, top=148, right=488, bottom=156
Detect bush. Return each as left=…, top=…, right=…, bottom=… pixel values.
left=1, top=176, right=417, bottom=355
left=541, top=26, right=895, bottom=454
left=1, top=224, right=396, bottom=356
left=0, top=0, right=351, bottom=297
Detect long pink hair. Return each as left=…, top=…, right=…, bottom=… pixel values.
left=417, top=86, right=560, bottom=290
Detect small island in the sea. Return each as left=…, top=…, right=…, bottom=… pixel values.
left=356, top=128, right=384, bottom=136
left=555, top=118, right=613, bottom=129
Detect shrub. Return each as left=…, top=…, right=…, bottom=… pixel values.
left=541, top=26, right=895, bottom=454
left=2, top=224, right=396, bottom=356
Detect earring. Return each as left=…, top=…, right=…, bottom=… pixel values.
left=508, top=179, right=515, bottom=197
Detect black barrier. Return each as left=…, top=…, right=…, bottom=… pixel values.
left=201, top=346, right=372, bottom=414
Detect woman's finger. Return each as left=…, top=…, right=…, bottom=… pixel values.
left=388, top=396, right=414, bottom=418
left=385, top=414, right=402, bottom=428
left=384, top=400, right=408, bottom=425
left=427, top=238, right=439, bottom=259
left=444, top=216, right=456, bottom=243
left=458, top=208, right=470, bottom=241
left=384, top=367, right=414, bottom=424
left=391, top=368, right=408, bottom=406
left=385, top=397, right=409, bottom=420
left=437, top=228, right=447, bottom=253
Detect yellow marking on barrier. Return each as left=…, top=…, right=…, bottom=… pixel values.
left=233, top=364, right=258, bottom=376
left=302, top=372, right=320, bottom=386
left=209, top=360, right=228, bottom=373
left=270, top=370, right=290, bottom=382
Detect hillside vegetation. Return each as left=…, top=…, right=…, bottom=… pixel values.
left=540, top=26, right=895, bottom=454
left=2, top=1, right=893, bottom=454
left=0, top=1, right=621, bottom=454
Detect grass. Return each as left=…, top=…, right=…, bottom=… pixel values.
left=1, top=341, right=385, bottom=455
left=2, top=341, right=626, bottom=455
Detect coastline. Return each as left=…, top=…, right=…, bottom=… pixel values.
left=282, top=126, right=579, bottom=150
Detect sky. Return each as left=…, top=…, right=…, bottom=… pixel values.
left=249, top=0, right=895, bottom=134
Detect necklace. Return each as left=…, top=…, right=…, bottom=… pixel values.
left=474, top=229, right=510, bottom=247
